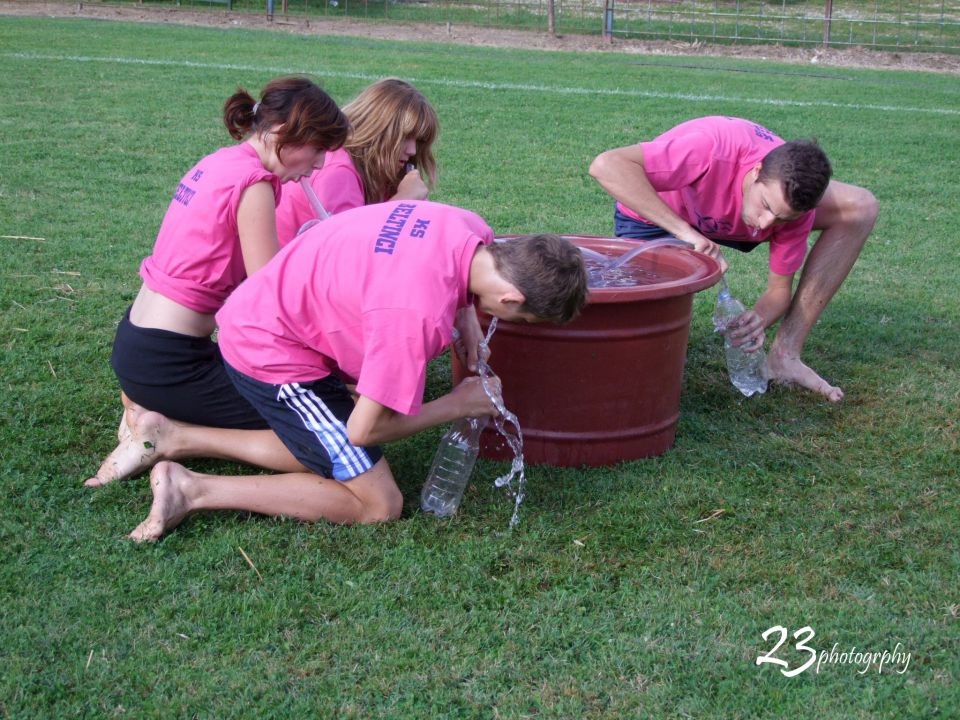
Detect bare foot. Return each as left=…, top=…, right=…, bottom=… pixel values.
left=767, top=348, right=844, bottom=402
left=117, top=412, right=131, bottom=444
left=84, top=409, right=171, bottom=487
left=128, top=462, right=195, bottom=542
left=117, top=392, right=145, bottom=442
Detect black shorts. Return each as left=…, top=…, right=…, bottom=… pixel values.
left=109, top=308, right=269, bottom=430
left=225, top=362, right=383, bottom=481
left=614, top=207, right=760, bottom=254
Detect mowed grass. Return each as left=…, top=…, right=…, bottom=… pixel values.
left=1, top=15, right=958, bottom=718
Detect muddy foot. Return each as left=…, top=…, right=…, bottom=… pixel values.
left=128, top=461, right=195, bottom=542
left=767, top=349, right=844, bottom=402
left=85, top=409, right=170, bottom=487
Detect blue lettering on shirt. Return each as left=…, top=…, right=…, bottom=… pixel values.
left=410, top=218, right=431, bottom=238
left=753, top=124, right=775, bottom=142
left=173, top=182, right=197, bottom=207
left=695, top=212, right=733, bottom=237
left=191, top=169, right=204, bottom=183
left=373, top=203, right=418, bottom=255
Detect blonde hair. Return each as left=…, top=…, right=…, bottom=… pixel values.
left=343, top=78, right=438, bottom=204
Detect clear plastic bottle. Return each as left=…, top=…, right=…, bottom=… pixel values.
left=420, top=418, right=486, bottom=517
left=713, top=281, right=768, bottom=397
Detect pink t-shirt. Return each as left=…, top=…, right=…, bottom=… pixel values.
left=617, top=116, right=815, bottom=276
left=274, top=148, right=366, bottom=247
left=139, top=142, right=281, bottom=314
left=217, top=201, right=492, bottom=416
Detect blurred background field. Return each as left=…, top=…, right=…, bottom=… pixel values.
left=48, top=0, right=960, bottom=51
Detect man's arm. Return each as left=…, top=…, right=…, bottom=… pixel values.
left=589, top=144, right=728, bottom=270
left=726, top=271, right=794, bottom=352
left=346, top=376, right=500, bottom=447
left=754, top=271, right=795, bottom=327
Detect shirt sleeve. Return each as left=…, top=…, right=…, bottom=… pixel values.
left=312, top=164, right=365, bottom=216
left=768, top=210, right=816, bottom=275
left=355, top=308, right=444, bottom=415
left=641, top=131, right=715, bottom=192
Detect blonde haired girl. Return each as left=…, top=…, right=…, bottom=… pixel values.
left=275, top=78, right=439, bottom=244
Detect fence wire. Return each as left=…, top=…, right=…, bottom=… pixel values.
left=104, top=0, right=960, bottom=52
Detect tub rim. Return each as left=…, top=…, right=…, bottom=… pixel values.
left=497, top=233, right=723, bottom=303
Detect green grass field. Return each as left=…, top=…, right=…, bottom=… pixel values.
left=1, top=15, right=958, bottom=718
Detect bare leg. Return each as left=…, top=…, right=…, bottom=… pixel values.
left=768, top=180, right=878, bottom=402
left=85, top=405, right=307, bottom=487
left=129, top=457, right=402, bottom=542
left=118, top=391, right=137, bottom=441
left=117, top=412, right=131, bottom=444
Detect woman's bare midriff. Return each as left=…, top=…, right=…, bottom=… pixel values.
left=129, top=284, right=217, bottom=338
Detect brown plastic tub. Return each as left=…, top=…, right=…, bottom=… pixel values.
left=454, top=235, right=722, bottom=467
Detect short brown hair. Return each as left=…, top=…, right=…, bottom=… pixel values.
left=487, top=234, right=588, bottom=324
left=759, top=140, right=832, bottom=213
left=222, top=75, right=350, bottom=157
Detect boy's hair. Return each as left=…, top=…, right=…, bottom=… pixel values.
left=343, top=78, right=439, bottom=204
left=759, top=140, right=832, bottom=213
left=223, top=75, right=350, bottom=157
left=487, top=234, right=588, bottom=324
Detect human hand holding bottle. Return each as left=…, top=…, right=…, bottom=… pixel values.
left=450, top=376, right=501, bottom=419
left=724, top=309, right=766, bottom=352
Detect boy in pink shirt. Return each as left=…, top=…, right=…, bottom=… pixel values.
left=591, top=116, right=878, bottom=402
left=126, top=201, right=588, bottom=541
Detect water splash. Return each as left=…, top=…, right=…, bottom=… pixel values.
left=579, top=239, right=690, bottom=289
left=476, top=318, right=527, bottom=528
left=583, top=257, right=661, bottom=288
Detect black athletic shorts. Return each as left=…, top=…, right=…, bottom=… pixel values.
left=224, top=362, right=383, bottom=480
left=109, top=307, right=269, bottom=430
left=614, top=207, right=760, bottom=253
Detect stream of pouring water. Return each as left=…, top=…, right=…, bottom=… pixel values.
left=475, top=318, right=527, bottom=529
left=579, top=238, right=694, bottom=288
left=603, top=237, right=692, bottom=270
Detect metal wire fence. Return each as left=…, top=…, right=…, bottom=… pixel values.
left=119, top=0, right=960, bottom=52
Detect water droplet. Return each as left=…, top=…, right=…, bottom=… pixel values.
left=477, top=320, right=527, bottom=528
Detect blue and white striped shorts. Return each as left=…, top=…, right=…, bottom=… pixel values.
left=224, top=363, right=382, bottom=481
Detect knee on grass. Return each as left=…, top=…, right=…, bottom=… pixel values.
left=341, top=481, right=403, bottom=525
left=356, top=485, right=404, bottom=524
left=295, top=478, right=403, bottom=525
